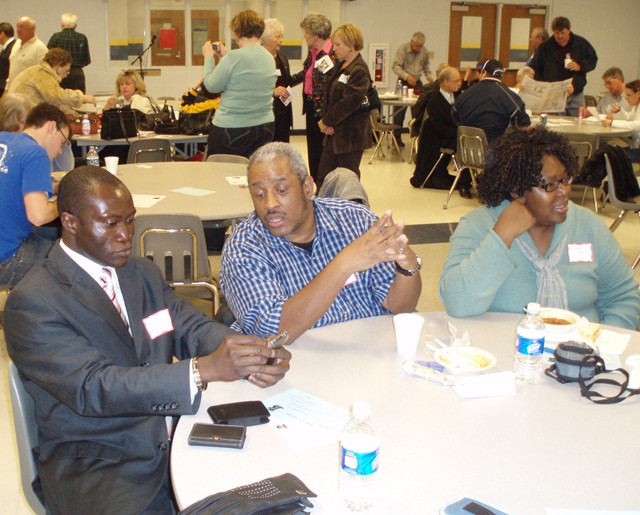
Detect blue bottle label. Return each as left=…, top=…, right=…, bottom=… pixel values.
left=341, top=446, right=379, bottom=476
left=517, top=335, right=544, bottom=356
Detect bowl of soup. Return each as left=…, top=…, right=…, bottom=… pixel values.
left=539, top=308, right=580, bottom=338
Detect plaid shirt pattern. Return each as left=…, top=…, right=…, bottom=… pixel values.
left=47, top=28, right=91, bottom=67
left=220, top=198, right=395, bottom=337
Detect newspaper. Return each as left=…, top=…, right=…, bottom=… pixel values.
left=519, top=76, right=573, bottom=113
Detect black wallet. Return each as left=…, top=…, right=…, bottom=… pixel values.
left=207, top=400, right=270, bottom=426
left=188, top=423, right=246, bottom=449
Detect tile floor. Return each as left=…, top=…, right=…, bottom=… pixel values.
left=1, top=135, right=639, bottom=513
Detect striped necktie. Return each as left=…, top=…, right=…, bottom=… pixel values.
left=100, top=268, right=129, bottom=328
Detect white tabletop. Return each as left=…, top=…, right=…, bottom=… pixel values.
left=170, top=312, right=640, bottom=514
left=541, top=115, right=632, bottom=145
left=74, top=132, right=207, bottom=148
left=379, top=96, right=418, bottom=107
left=116, top=161, right=252, bottom=221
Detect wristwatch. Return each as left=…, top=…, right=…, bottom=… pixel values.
left=396, top=256, right=422, bottom=276
left=191, top=357, right=207, bottom=392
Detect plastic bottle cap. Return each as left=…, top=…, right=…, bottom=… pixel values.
left=351, top=401, right=371, bottom=420
left=526, top=302, right=541, bottom=315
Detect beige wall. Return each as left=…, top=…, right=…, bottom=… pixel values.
left=4, top=0, right=640, bottom=128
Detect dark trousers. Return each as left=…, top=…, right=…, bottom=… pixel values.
left=206, top=122, right=274, bottom=159
left=317, top=143, right=364, bottom=190
left=60, top=67, right=86, bottom=93
left=393, top=79, right=423, bottom=141
left=303, top=97, right=324, bottom=183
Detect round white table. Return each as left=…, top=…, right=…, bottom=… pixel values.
left=171, top=312, right=640, bottom=514
left=116, top=161, right=252, bottom=222
left=541, top=115, right=633, bottom=146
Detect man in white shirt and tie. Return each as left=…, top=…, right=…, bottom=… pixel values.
left=4, top=166, right=291, bottom=514
left=410, top=66, right=471, bottom=197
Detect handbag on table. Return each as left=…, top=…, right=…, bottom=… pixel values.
left=140, top=101, right=180, bottom=133
left=100, top=107, right=141, bottom=141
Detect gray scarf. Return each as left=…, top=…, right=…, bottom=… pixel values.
left=515, top=236, right=568, bottom=309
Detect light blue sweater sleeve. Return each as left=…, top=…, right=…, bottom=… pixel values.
left=439, top=203, right=525, bottom=317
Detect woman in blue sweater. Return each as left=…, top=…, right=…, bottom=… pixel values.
left=439, top=127, right=639, bottom=329
left=202, top=9, right=276, bottom=158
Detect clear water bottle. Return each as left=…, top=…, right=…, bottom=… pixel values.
left=86, top=146, right=100, bottom=167
left=395, top=79, right=403, bottom=97
left=514, top=302, right=545, bottom=383
left=339, top=401, right=380, bottom=512
left=81, top=114, right=91, bottom=135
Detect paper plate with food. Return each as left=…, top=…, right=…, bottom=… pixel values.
left=433, top=346, right=496, bottom=376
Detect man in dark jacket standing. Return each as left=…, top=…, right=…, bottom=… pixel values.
left=0, top=22, right=17, bottom=96
left=47, top=13, right=91, bottom=93
left=529, top=16, right=597, bottom=116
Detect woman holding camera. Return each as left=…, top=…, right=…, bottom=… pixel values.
left=202, top=9, right=276, bottom=158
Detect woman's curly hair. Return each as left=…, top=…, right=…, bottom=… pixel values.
left=477, top=126, right=578, bottom=207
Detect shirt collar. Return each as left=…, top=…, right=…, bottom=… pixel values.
left=439, top=87, right=454, bottom=104
left=320, top=40, right=332, bottom=55
left=60, top=240, right=113, bottom=285
left=252, top=198, right=344, bottom=251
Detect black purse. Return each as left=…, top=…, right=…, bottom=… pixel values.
left=354, top=78, right=381, bottom=114
left=101, top=108, right=141, bottom=141
left=179, top=109, right=215, bottom=135
left=139, top=102, right=178, bottom=133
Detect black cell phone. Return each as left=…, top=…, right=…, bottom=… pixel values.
left=188, top=423, right=246, bottom=449
left=211, top=42, right=220, bottom=52
left=207, top=400, right=270, bottom=426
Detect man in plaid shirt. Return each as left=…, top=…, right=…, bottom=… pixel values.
left=47, top=12, right=90, bottom=93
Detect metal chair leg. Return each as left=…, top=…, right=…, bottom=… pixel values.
left=419, top=152, right=447, bottom=188
left=369, top=134, right=387, bottom=164
left=390, top=134, right=405, bottom=163
left=609, top=210, right=630, bottom=232
left=442, top=157, right=465, bottom=210
left=632, top=252, right=640, bottom=270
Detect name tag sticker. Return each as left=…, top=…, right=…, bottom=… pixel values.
left=315, top=54, right=334, bottom=74
left=275, top=69, right=282, bottom=76
left=143, top=308, right=174, bottom=340
left=568, top=243, right=594, bottom=263
left=338, top=74, right=349, bottom=84
left=344, top=273, right=358, bottom=286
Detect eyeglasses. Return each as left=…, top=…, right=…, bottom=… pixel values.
left=57, top=127, right=70, bottom=148
left=536, top=175, right=573, bottom=192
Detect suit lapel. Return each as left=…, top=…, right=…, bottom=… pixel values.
left=116, top=263, right=149, bottom=358
left=49, top=244, right=136, bottom=350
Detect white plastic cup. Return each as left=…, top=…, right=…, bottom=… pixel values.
left=393, top=313, right=424, bottom=357
left=104, top=156, right=119, bottom=175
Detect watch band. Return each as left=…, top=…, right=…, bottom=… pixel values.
left=191, top=357, right=207, bottom=392
left=396, top=256, right=422, bottom=276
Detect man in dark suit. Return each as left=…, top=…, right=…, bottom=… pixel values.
left=4, top=166, right=291, bottom=515
left=410, top=66, right=471, bottom=197
left=0, top=22, right=17, bottom=96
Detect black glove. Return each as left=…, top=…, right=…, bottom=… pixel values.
left=178, top=473, right=317, bottom=515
